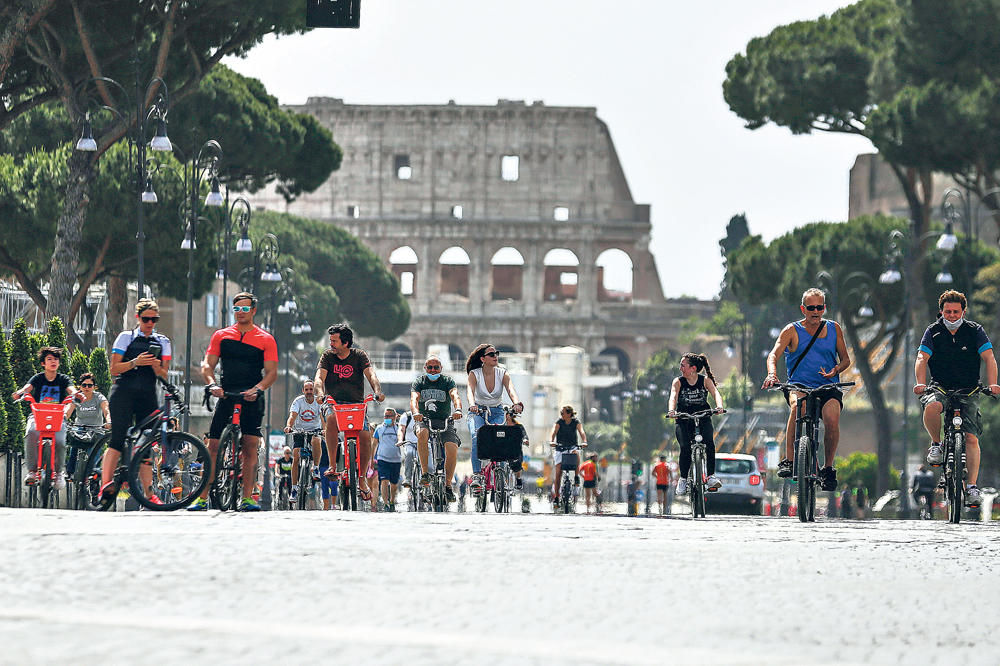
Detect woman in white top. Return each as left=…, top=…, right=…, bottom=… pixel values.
left=465, top=343, right=523, bottom=492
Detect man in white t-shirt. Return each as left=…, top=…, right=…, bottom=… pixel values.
left=398, top=410, right=419, bottom=487
left=283, top=380, right=324, bottom=502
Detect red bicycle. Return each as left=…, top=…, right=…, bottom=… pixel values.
left=326, top=394, right=375, bottom=511
left=21, top=394, right=74, bottom=509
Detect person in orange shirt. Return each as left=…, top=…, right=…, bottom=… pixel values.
left=579, top=454, right=600, bottom=513
left=652, top=455, right=672, bottom=515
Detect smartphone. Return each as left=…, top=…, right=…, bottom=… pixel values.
left=147, top=342, right=162, bottom=359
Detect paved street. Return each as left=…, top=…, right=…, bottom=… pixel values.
left=1, top=509, right=998, bottom=665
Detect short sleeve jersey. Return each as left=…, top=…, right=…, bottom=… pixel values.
left=276, top=456, right=293, bottom=475
left=74, top=392, right=107, bottom=426
left=580, top=460, right=597, bottom=481
left=207, top=324, right=279, bottom=392
left=410, top=374, right=457, bottom=422
left=319, top=348, right=371, bottom=403
left=374, top=423, right=402, bottom=462
left=289, top=395, right=323, bottom=431
left=28, top=373, right=72, bottom=403
left=919, top=318, right=993, bottom=389
left=112, top=328, right=172, bottom=362
left=653, top=462, right=671, bottom=485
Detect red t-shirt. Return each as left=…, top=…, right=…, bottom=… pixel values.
left=579, top=460, right=597, bottom=482
left=207, top=324, right=278, bottom=391
left=653, top=462, right=671, bottom=485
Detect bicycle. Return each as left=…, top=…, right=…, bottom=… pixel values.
left=406, top=446, right=425, bottom=512
left=96, top=379, right=211, bottom=511
left=769, top=382, right=854, bottom=523
left=550, top=442, right=585, bottom=514
left=476, top=406, right=527, bottom=514
left=924, top=383, right=994, bottom=524
left=66, top=423, right=110, bottom=510
left=204, top=387, right=262, bottom=511
left=20, top=394, right=74, bottom=509
left=290, top=429, right=321, bottom=510
left=326, top=394, right=376, bottom=511
left=274, top=466, right=292, bottom=511
left=670, top=409, right=725, bottom=519
left=421, top=418, right=454, bottom=513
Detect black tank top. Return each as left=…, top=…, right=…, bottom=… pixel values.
left=676, top=374, right=710, bottom=414
left=554, top=418, right=579, bottom=448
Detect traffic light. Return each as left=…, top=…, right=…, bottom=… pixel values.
left=631, top=459, right=643, bottom=476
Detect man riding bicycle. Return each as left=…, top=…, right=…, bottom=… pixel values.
left=314, top=322, right=385, bottom=502
left=913, top=289, right=1000, bottom=508
left=283, top=379, right=324, bottom=503
left=412, top=354, right=463, bottom=503
left=191, top=292, right=278, bottom=512
left=763, top=287, right=852, bottom=491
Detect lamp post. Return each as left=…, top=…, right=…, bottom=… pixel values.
left=74, top=66, right=173, bottom=298
left=217, top=194, right=254, bottom=325
left=177, top=141, right=225, bottom=429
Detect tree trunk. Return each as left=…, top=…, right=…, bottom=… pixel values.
left=105, top=274, right=127, bottom=350
left=47, top=150, right=96, bottom=324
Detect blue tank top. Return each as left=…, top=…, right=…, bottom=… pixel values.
left=783, top=321, right=839, bottom=388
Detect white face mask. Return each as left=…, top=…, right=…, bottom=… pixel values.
left=943, top=316, right=964, bottom=332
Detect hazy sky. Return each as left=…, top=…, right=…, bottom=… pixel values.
left=225, top=0, right=869, bottom=300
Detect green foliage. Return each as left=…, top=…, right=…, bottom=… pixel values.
left=834, top=452, right=900, bottom=498
left=718, top=370, right=753, bottom=411
left=624, top=347, right=678, bottom=461
left=46, top=317, right=69, bottom=375
left=88, top=348, right=112, bottom=398
left=9, top=320, right=34, bottom=388
left=69, top=349, right=90, bottom=383
left=585, top=421, right=625, bottom=453
left=0, top=332, right=22, bottom=453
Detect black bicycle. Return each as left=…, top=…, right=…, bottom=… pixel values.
left=94, top=379, right=211, bottom=511
left=204, top=387, right=261, bottom=511
left=924, top=383, right=994, bottom=524
left=407, top=447, right=426, bottom=512
left=425, top=419, right=451, bottom=512
left=670, top=409, right=723, bottom=519
left=67, top=423, right=110, bottom=510
left=290, top=429, right=322, bottom=510
left=550, top=443, right=585, bottom=514
left=770, top=381, right=854, bottom=523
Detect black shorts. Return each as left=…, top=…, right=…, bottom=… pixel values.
left=209, top=395, right=265, bottom=439
left=583, top=479, right=597, bottom=489
left=656, top=483, right=668, bottom=491
left=784, top=387, right=843, bottom=411
left=292, top=431, right=322, bottom=448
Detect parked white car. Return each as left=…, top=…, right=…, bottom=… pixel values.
left=706, top=453, right=765, bottom=515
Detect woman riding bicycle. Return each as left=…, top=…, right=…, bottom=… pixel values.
left=101, top=298, right=171, bottom=503
left=64, top=372, right=111, bottom=478
left=466, top=343, right=523, bottom=495
left=548, top=405, right=587, bottom=506
left=667, top=353, right=725, bottom=495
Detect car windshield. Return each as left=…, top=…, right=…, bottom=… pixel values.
left=716, top=459, right=754, bottom=475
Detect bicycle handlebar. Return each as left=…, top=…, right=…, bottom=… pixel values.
left=18, top=394, right=75, bottom=406
left=767, top=381, right=856, bottom=394
left=325, top=394, right=378, bottom=408
left=923, top=382, right=998, bottom=400
left=670, top=408, right=725, bottom=420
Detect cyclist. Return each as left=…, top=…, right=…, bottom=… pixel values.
left=374, top=407, right=402, bottom=511
left=914, top=289, right=1000, bottom=507
left=275, top=446, right=294, bottom=501
left=192, top=292, right=278, bottom=512
left=465, top=343, right=524, bottom=495
left=548, top=405, right=587, bottom=507
left=667, top=353, right=725, bottom=495
left=412, top=354, right=463, bottom=502
left=314, top=322, right=385, bottom=503
left=762, top=287, right=851, bottom=491
left=579, top=453, right=600, bottom=513
left=64, top=372, right=110, bottom=478
left=911, top=465, right=936, bottom=518
left=283, top=379, right=324, bottom=503
left=12, top=346, right=76, bottom=489
left=502, top=408, right=528, bottom=489
left=101, top=299, right=171, bottom=502
left=652, top=455, right=671, bottom=512
left=398, top=409, right=419, bottom=488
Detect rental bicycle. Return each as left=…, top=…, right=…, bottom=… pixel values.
left=326, top=394, right=376, bottom=511
left=97, top=379, right=211, bottom=511
left=924, top=383, right=994, bottom=524
left=671, top=409, right=725, bottom=519
left=476, top=406, right=527, bottom=514
left=769, top=381, right=854, bottom=523
left=20, top=394, right=73, bottom=509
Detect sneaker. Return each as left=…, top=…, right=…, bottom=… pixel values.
left=926, top=443, right=944, bottom=466
left=515, top=477, right=523, bottom=490
left=99, top=481, right=117, bottom=501
left=819, top=466, right=838, bottom=491
left=240, top=497, right=261, bottom=512
left=446, top=485, right=457, bottom=503
left=53, top=474, right=66, bottom=491
left=420, top=473, right=432, bottom=487
left=24, top=471, right=39, bottom=486
left=706, top=475, right=722, bottom=491
left=470, top=474, right=484, bottom=494
left=290, top=486, right=299, bottom=502
left=676, top=478, right=688, bottom=495
left=777, top=459, right=793, bottom=478
left=966, top=486, right=982, bottom=507
left=402, top=481, right=411, bottom=488
left=187, top=498, right=209, bottom=511
left=146, top=494, right=164, bottom=505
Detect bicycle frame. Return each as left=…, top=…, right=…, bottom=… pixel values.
left=672, top=410, right=714, bottom=519
left=925, top=383, right=990, bottom=524
left=327, top=394, right=375, bottom=511
left=22, top=394, right=73, bottom=508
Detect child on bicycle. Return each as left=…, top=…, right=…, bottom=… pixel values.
left=667, top=353, right=725, bottom=495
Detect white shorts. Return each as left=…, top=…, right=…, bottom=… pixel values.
left=553, top=448, right=580, bottom=466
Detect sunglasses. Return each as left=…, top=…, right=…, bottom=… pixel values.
left=141, top=316, right=160, bottom=323
left=425, top=366, right=441, bottom=371
left=803, top=305, right=826, bottom=312
left=482, top=351, right=498, bottom=358
left=233, top=305, right=253, bottom=312
left=80, top=383, right=95, bottom=388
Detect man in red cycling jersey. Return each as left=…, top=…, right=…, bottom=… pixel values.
left=190, top=292, right=278, bottom=511
left=314, top=322, right=385, bottom=502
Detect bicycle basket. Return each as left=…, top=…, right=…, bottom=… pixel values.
left=30, top=402, right=66, bottom=432
left=331, top=403, right=366, bottom=432
left=477, top=425, right=523, bottom=461
left=559, top=452, right=579, bottom=471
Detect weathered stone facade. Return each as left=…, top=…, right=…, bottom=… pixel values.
left=248, top=98, right=717, bottom=373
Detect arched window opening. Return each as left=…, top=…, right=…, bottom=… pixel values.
left=385, top=343, right=414, bottom=370
left=439, top=246, right=471, bottom=298
left=543, top=248, right=579, bottom=301
left=490, top=247, right=524, bottom=300
left=389, top=246, right=419, bottom=298
left=596, top=249, right=634, bottom=303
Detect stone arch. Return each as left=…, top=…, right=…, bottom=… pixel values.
left=490, top=246, right=524, bottom=300
left=389, top=246, right=418, bottom=297
left=439, top=246, right=470, bottom=299
left=543, top=248, right=579, bottom=301
left=595, top=346, right=631, bottom=375
left=596, top=249, right=633, bottom=303
left=447, top=343, right=465, bottom=370
left=384, top=342, right=414, bottom=370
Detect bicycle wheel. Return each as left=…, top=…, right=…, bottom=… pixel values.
left=950, top=435, right=964, bottom=524
left=796, top=436, right=814, bottom=523
left=493, top=465, right=507, bottom=513
left=297, top=460, right=310, bottom=510
left=690, top=448, right=705, bottom=518
left=347, top=438, right=359, bottom=511
left=75, top=437, right=107, bottom=510
left=212, top=425, right=241, bottom=511
left=39, top=444, right=53, bottom=509
left=129, top=431, right=212, bottom=511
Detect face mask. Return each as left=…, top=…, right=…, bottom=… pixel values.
left=944, top=316, right=964, bottom=332
left=383, top=418, right=393, bottom=426
left=426, top=372, right=441, bottom=381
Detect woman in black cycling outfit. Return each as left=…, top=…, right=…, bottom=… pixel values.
left=667, top=353, right=725, bottom=495
left=101, top=298, right=171, bottom=503
left=548, top=405, right=587, bottom=504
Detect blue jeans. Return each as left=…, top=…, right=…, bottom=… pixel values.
left=468, top=406, right=505, bottom=474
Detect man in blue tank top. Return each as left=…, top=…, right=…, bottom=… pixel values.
left=762, top=288, right=852, bottom=490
